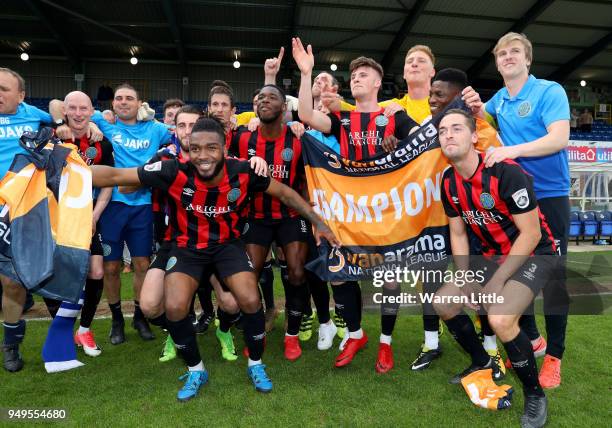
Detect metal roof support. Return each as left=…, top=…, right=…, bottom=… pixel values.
left=39, top=0, right=169, bottom=56
left=161, top=0, right=187, bottom=75
left=24, top=0, right=82, bottom=73
left=466, top=0, right=556, bottom=79
left=548, top=31, right=612, bottom=82
left=380, top=0, right=430, bottom=72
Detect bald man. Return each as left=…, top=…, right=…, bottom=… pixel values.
left=61, top=91, right=114, bottom=357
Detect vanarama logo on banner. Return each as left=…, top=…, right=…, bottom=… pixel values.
left=302, top=100, right=471, bottom=281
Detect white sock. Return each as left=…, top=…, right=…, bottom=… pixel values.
left=483, top=335, right=498, bottom=352
left=379, top=334, right=392, bottom=345
left=78, top=326, right=90, bottom=334
left=424, top=330, right=438, bottom=350
left=188, top=361, right=204, bottom=372
left=248, top=358, right=261, bottom=367
left=285, top=333, right=298, bottom=337
left=531, top=336, right=542, bottom=347
left=349, top=328, right=363, bottom=339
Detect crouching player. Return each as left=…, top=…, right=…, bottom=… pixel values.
left=435, top=110, right=555, bottom=428
left=91, top=117, right=340, bottom=400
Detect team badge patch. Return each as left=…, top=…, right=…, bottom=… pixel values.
left=512, top=188, right=530, bottom=209
left=166, top=256, right=177, bottom=271
left=480, top=192, right=495, bottom=210
left=102, top=243, right=112, bottom=257
left=375, top=115, right=389, bottom=127
left=517, top=101, right=531, bottom=117
left=85, top=146, right=98, bottom=160
left=281, top=148, right=294, bottom=162
left=227, top=188, right=241, bottom=202
left=144, top=161, right=162, bottom=172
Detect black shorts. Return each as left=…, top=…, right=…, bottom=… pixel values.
left=149, top=242, right=172, bottom=270
left=90, top=231, right=104, bottom=256
left=242, top=216, right=310, bottom=247
left=165, top=240, right=254, bottom=282
left=476, top=255, right=557, bottom=296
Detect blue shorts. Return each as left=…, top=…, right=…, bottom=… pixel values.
left=98, top=202, right=154, bottom=261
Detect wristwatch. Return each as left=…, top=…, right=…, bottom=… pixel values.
left=53, top=118, right=65, bottom=128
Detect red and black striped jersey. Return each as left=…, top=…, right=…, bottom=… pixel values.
left=225, top=129, right=234, bottom=152
left=66, top=135, right=114, bottom=167
left=229, top=125, right=304, bottom=220
left=138, top=157, right=271, bottom=249
left=151, top=151, right=187, bottom=243
left=327, top=108, right=416, bottom=160
left=441, top=154, right=556, bottom=256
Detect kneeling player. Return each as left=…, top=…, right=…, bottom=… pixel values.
left=92, top=117, right=339, bottom=401
left=435, top=110, right=553, bottom=428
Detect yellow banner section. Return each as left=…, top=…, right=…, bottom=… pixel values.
left=306, top=148, right=450, bottom=247
left=0, top=144, right=92, bottom=251
left=54, top=149, right=93, bottom=250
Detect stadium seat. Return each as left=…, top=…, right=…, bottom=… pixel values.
left=581, top=211, right=599, bottom=243
left=598, top=211, right=612, bottom=241
left=569, top=211, right=582, bottom=245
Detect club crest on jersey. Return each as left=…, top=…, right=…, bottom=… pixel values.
left=281, top=148, right=294, bottom=162
left=480, top=192, right=495, bottom=210
left=112, top=133, right=122, bottom=144
left=102, top=243, right=112, bottom=257
left=166, top=256, right=177, bottom=271
left=512, top=188, right=530, bottom=209
left=85, top=146, right=98, bottom=160
left=227, top=188, right=241, bottom=202
left=374, top=114, right=389, bottom=127
left=517, top=101, right=531, bottom=117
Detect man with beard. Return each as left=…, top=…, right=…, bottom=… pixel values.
left=91, top=116, right=340, bottom=400
left=437, top=109, right=553, bottom=428
left=229, top=84, right=316, bottom=361
left=142, top=106, right=259, bottom=363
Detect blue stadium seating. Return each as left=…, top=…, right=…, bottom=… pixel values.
left=598, top=211, right=612, bottom=240
left=581, top=211, right=599, bottom=242
left=569, top=211, right=582, bottom=244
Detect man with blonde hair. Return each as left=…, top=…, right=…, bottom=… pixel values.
left=463, top=31, right=570, bottom=391
left=337, top=44, right=435, bottom=124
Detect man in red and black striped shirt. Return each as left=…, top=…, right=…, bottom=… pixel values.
left=92, top=117, right=339, bottom=400
left=229, top=84, right=314, bottom=361
left=293, top=38, right=418, bottom=368
left=62, top=91, right=114, bottom=358
left=437, top=109, right=553, bottom=427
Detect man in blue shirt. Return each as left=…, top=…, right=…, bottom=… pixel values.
left=51, top=83, right=171, bottom=345
left=0, top=67, right=53, bottom=372
left=463, top=32, right=570, bottom=392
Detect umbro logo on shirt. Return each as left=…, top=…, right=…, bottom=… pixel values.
left=248, top=148, right=256, bottom=157
left=182, top=188, right=195, bottom=196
